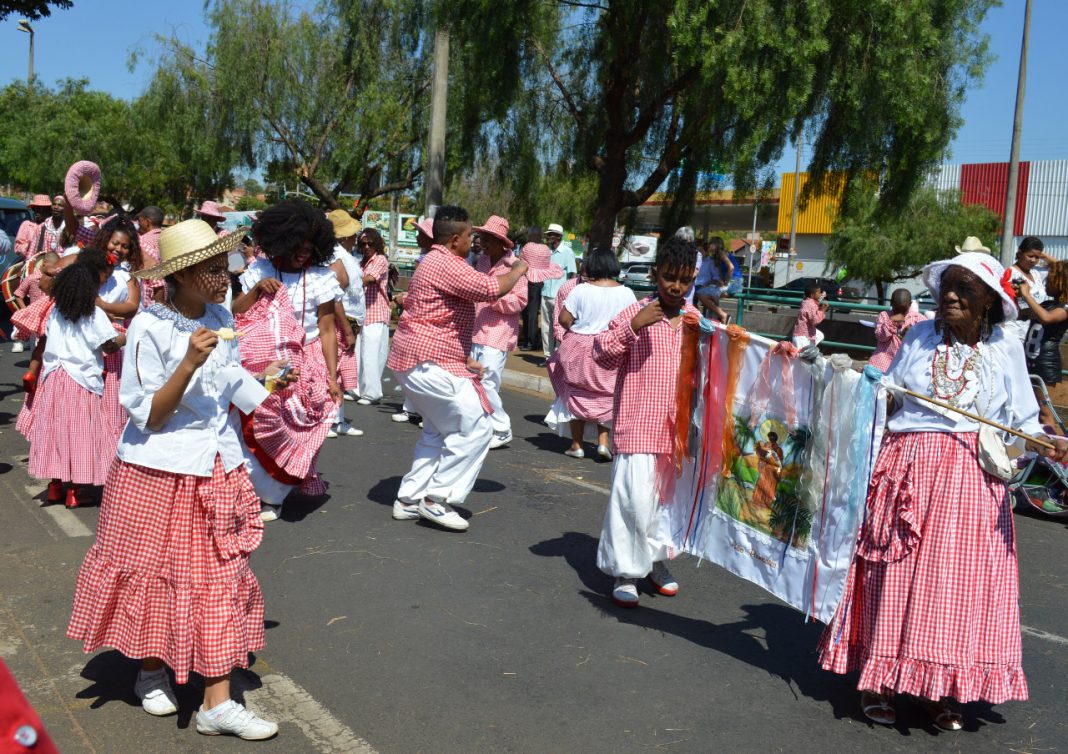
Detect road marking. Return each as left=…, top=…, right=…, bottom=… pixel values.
left=1021, top=625, right=1068, bottom=646
left=548, top=472, right=610, bottom=495
left=244, top=672, right=377, bottom=753
left=40, top=506, right=93, bottom=538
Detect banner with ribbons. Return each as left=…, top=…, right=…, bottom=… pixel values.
left=657, top=320, right=886, bottom=623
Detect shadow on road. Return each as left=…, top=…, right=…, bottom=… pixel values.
left=529, top=531, right=610, bottom=595
left=279, top=493, right=330, bottom=522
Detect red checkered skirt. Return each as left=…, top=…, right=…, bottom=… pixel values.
left=235, top=287, right=333, bottom=496
left=818, top=431, right=1027, bottom=703
left=337, top=327, right=358, bottom=390
left=15, top=392, right=34, bottom=439
left=546, top=333, right=616, bottom=425
left=10, top=297, right=52, bottom=340
left=67, top=457, right=264, bottom=684
left=27, top=369, right=114, bottom=486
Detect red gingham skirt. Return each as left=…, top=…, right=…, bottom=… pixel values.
left=15, top=392, right=34, bottom=439
left=546, top=333, right=616, bottom=425
left=67, top=457, right=264, bottom=684
left=102, top=350, right=126, bottom=437
left=27, top=369, right=114, bottom=486
left=337, top=328, right=358, bottom=390
left=819, top=431, right=1027, bottom=703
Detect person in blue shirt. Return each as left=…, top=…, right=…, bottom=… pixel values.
left=539, top=223, right=578, bottom=359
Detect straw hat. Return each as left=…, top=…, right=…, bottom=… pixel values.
left=195, top=200, right=227, bottom=221
left=28, top=194, right=51, bottom=209
left=520, top=242, right=564, bottom=284
left=134, top=219, right=248, bottom=280
left=545, top=223, right=564, bottom=236
left=922, top=251, right=1017, bottom=322
left=327, top=208, right=361, bottom=239
left=474, top=215, right=514, bottom=250
left=954, top=236, right=991, bottom=255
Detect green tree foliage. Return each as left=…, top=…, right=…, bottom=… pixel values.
left=443, top=0, right=994, bottom=245
left=827, top=183, right=1001, bottom=301
left=0, top=1, right=70, bottom=21
left=150, top=0, right=429, bottom=212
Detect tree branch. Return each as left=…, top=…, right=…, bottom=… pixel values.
left=529, top=37, right=586, bottom=130
left=622, top=65, right=699, bottom=148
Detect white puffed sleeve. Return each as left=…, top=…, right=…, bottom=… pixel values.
left=999, top=333, right=1045, bottom=444
left=120, top=319, right=168, bottom=433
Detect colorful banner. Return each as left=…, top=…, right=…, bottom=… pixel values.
left=361, top=211, right=419, bottom=247
left=659, top=322, right=886, bottom=623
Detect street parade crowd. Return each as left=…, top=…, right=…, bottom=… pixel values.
left=4, top=160, right=1067, bottom=743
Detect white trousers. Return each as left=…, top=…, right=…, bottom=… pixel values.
left=245, top=452, right=296, bottom=506
left=596, top=454, right=675, bottom=578
left=358, top=322, right=389, bottom=401
left=396, top=362, right=493, bottom=505
left=791, top=330, right=825, bottom=350
left=470, top=344, right=510, bottom=435
left=539, top=296, right=558, bottom=357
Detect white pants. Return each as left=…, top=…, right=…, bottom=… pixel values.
left=470, top=344, right=510, bottom=435
left=245, top=452, right=296, bottom=506
left=358, top=322, right=389, bottom=401
left=596, top=454, right=675, bottom=578
left=791, top=330, right=825, bottom=350
left=396, top=362, right=493, bottom=505
left=539, top=296, right=558, bottom=357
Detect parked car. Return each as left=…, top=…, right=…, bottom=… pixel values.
left=773, top=277, right=845, bottom=302
left=620, top=263, right=653, bottom=284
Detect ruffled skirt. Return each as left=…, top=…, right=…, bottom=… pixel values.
left=546, top=333, right=616, bottom=426
left=67, top=457, right=264, bottom=684
left=818, top=431, right=1027, bottom=703
left=27, top=370, right=114, bottom=486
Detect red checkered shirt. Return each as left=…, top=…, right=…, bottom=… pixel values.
left=552, top=276, right=581, bottom=344
left=363, top=254, right=391, bottom=325
left=593, top=296, right=701, bottom=455
left=472, top=252, right=527, bottom=352
left=388, top=245, right=500, bottom=384
left=14, top=218, right=91, bottom=258
left=792, top=297, right=825, bottom=339
left=14, top=268, right=45, bottom=303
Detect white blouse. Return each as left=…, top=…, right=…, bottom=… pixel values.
left=330, top=247, right=366, bottom=324
left=98, top=269, right=131, bottom=304
left=562, top=283, right=637, bottom=335
left=884, top=319, right=1043, bottom=443
left=41, top=307, right=117, bottom=394
left=239, top=258, right=342, bottom=342
left=118, top=304, right=249, bottom=476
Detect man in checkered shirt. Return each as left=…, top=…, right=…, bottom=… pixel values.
left=593, top=236, right=701, bottom=608
left=386, top=206, right=528, bottom=532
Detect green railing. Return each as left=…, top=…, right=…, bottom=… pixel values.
left=731, top=292, right=879, bottom=353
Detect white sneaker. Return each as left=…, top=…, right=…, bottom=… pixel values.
left=564, top=447, right=585, bottom=458
left=611, top=578, right=640, bottom=608
left=134, top=669, right=178, bottom=716
left=489, top=431, right=512, bottom=449
left=343, top=390, right=359, bottom=402
left=391, top=411, right=411, bottom=423
left=11, top=341, right=25, bottom=353
left=326, top=425, right=338, bottom=438
left=417, top=499, right=469, bottom=531
left=260, top=503, right=281, bottom=522
left=356, top=397, right=373, bottom=406
left=597, top=444, right=613, bottom=461
left=196, top=699, right=278, bottom=740
left=335, top=422, right=364, bottom=437
left=649, top=561, right=679, bottom=596
left=392, top=500, right=420, bottom=520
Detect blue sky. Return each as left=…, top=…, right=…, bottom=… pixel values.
left=1, top=0, right=1064, bottom=172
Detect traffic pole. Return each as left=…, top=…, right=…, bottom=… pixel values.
left=1000, top=0, right=1031, bottom=266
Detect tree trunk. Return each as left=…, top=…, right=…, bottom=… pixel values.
left=299, top=173, right=341, bottom=210
left=588, top=156, right=627, bottom=249
left=875, top=280, right=886, bottom=305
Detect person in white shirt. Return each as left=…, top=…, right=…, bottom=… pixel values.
left=538, top=223, right=576, bottom=358
left=1003, top=236, right=1049, bottom=341
left=67, top=220, right=284, bottom=740
left=325, top=209, right=366, bottom=437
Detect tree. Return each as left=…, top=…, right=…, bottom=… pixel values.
left=444, top=0, right=995, bottom=246
left=150, top=0, right=430, bottom=212
left=826, top=184, right=1001, bottom=302
left=0, top=1, right=70, bottom=21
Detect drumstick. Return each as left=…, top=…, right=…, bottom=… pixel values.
left=890, top=385, right=1056, bottom=451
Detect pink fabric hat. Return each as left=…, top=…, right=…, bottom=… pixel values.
left=64, top=160, right=101, bottom=215
left=415, top=217, right=434, bottom=239
left=28, top=194, right=51, bottom=208
left=196, top=200, right=227, bottom=220
left=521, top=242, right=564, bottom=284
left=474, top=215, right=514, bottom=250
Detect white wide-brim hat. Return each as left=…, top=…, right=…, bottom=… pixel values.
left=134, top=219, right=248, bottom=280
left=922, top=251, right=1017, bottom=322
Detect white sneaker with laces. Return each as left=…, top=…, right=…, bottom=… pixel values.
left=649, top=561, right=679, bottom=596
left=343, top=390, right=359, bottom=402
left=259, top=503, right=281, bottom=522
left=417, top=499, right=469, bottom=531
left=196, top=699, right=278, bottom=740
left=391, top=411, right=411, bottom=423
left=11, top=341, right=25, bottom=353
left=489, top=431, right=512, bottom=449
left=326, top=425, right=338, bottom=438
left=392, top=500, right=420, bottom=520
left=611, top=578, right=640, bottom=608
left=134, top=669, right=178, bottom=717
left=336, top=422, right=364, bottom=437
left=356, top=397, right=373, bottom=406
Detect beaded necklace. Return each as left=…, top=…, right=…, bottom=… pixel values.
left=930, top=330, right=983, bottom=408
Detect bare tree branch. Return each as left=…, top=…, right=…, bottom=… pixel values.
left=529, top=37, right=586, bottom=130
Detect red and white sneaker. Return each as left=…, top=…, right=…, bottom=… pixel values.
left=648, top=562, right=679, bottom=596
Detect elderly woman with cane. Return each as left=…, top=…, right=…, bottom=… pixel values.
left=818, top=251, right=1068, bottom=731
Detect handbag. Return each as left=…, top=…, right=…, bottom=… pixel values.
left=977, top=423, right=1015, bottom=481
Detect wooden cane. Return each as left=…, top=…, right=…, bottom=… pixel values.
left=893, top=386, right=1056, bottom=451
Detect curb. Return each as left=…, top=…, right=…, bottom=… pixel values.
left=502, top=368, right=552, bottom=395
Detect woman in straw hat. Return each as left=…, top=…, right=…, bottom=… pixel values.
left=67, top=220, right=283, bottom=740
left=819, top=251, right=1068, bottom=730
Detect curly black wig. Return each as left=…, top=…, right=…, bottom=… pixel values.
left=52, top=259, right=103, bottom=322
left=77, top=247, right=115, bottom=281
left=251, top=199, right=335, bottom=267
left=92, top=216, right=143, bottom=271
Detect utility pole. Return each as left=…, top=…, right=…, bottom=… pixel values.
left=786, top=135, right=803, bottom=284
left=17, top=20, right=34, bottom=89
left=1001, top=0, right=1032, bottom=266
left=425, top=28, right=449, bottom=218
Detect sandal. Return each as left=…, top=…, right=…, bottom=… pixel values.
left=860, top=691, right=895, bottom=726
left=925, top=699, right=963, bottom=731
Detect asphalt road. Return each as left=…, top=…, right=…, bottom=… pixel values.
left=0, top=347, right=1066, bottom=753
